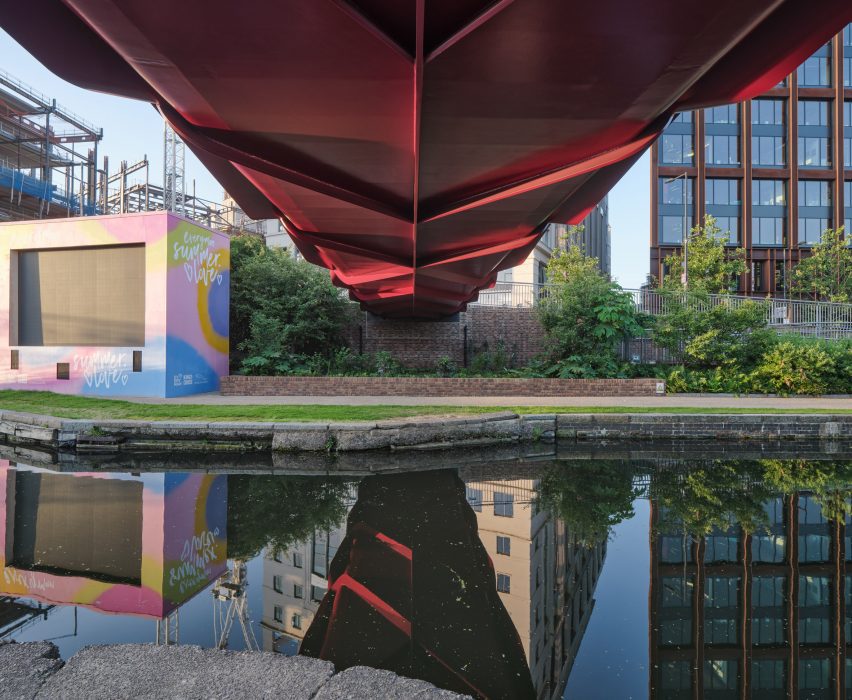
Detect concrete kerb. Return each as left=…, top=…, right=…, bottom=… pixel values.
left=0, top=410, right=850, bottom=453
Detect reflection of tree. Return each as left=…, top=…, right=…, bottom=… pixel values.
left=226, top=475, right=351, bottom=560
left=651, top=460, right=852, bottom=537
left=650, top=461, right=775, bottom=536
left=535, top=461, right=640, bottom=546
left=761, top=459, right=852, bottom=523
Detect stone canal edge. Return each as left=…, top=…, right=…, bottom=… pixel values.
left=0, top=410, right=849, bottom=453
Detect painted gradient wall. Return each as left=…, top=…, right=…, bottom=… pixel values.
left=0, top=212, right=229, bottom=397
left=0, top=463, right=228, bottom=619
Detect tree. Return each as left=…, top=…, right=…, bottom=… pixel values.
left=661, top=215, right=747, bottom=294
left=537, top=231, right=641, bottom=377
left=229, top=235, right=355, bottom=373
left=790, top=226, right=852, bottom=302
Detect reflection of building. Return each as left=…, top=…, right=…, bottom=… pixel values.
left=463, top=475, right=606, bottom=699
left=650, top=24, right=852, bottom=295
left=0, top=462, right=228, bottom=640
left=650, top=492, right=851, bottom=698
left=260, top=527, right=344, bottom=655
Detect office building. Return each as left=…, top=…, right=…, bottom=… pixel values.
left=650, top=24, right=852, bottom=295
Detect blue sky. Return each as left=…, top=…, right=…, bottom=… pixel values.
left=1, top=29, right=650, bottom=289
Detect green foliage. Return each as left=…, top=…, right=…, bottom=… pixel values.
left=650, top=461, right=774, bottom=536
left=469, top=341, right=513, bottom=374
left=654, top=295, right=773, bottom=370
left=751, top=340, right=837, bottom=395
left=535, top=460, right=640, bottom=546
left=435, top=356, right=459, bottom=377
left=229, top=235, right=354, bottom=374
left=661, top=215, right=747, bottom=294
left=226, top=474, right=350, bottom=560
left=538, top=237, right=640, bottom=377
left=790, top=226, right=852, bottom=302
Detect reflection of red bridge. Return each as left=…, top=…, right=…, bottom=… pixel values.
left=4, top=2, right=849, bottom=316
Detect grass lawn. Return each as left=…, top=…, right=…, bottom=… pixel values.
left=0, top=390, right=849, bottom=422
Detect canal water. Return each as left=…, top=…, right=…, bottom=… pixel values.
left=1, top=446, right=850, bottom=699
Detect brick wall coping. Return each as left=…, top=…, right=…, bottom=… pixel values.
left=220, top=375, right=665, bottom=397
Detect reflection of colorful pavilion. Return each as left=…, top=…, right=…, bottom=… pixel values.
left=0, top=462, right=227, bottom=622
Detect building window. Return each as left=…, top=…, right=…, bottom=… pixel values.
left=494, top=492, right=514, bottom=517
left=292, top=551, right=303, bottom=568
left=496, top=535, right=511, bottom=556
left=799, top=659, right=831, bottom=693
left=753, top=180, right=786, bottom=206
left=752, top=218, right=785, bottom=246
left=798, top=100, right=830, bottom=127
left=704, top=660, right=737, bottom=691
left=705, top=104, right=738, bottom=124
left=273, top=605, right=283, bottom=623
left=798, top=180, right=831, bottom=208
left=273, top=575, right=283, bottom=593
left=659, top=176, right=693, bottom=205
left=751, top=99, right=784, bottom=126
left=659, top=134, right=694, bottom=164
left=797, top=45, right=831, bottom=87
left=712, top=217, right=739, bottom=245
left=844, top=24, right=852, bottom=87
left=752, top=136, right=785, bottom=167
left=752, top=261, right=765, bottom=293
left=466, top=487, right=483, bottom=512
left=311, top=585, right=325, bottom=602
left=496, top=573, right=511, bottom=594
left=671, top=111, right=692, bottom=124
left=752, top=660, right=785, bottom=691
left=293, top=584, right=303, bottom=599
left=705, top=178, right=739, bottom=206
left=704, top=134, right=739, bottom=166
left=798, top=137, right=831, bottom=168
left=659, top=215, right=693, bottom=244
left=799, top=217, right=830, bottom=246
left=775, top=261, right=788, bottom=295
left=291, top=613, right=302, bottom=630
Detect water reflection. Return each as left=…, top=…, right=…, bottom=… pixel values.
left=0, top=460, right=227, bottom=643
left=0, top=452, right=850, bottom=699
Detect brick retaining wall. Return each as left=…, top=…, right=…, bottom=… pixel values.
left=220, top=376, right=663, bottom=397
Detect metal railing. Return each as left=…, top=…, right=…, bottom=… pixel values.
left=469, top=282, right=852, bottom=338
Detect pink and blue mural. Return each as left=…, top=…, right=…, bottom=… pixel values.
left=0, top=462, right=228, bottom=619
left=0, top=212, right=229, bottom=397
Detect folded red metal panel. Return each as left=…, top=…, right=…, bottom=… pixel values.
left=5, top=0, right=850, bottom=316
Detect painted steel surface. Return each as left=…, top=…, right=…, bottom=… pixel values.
left=4, top=1, right=850, bottom=316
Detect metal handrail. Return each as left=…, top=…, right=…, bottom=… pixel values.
left=468, top=282, right=852, bottom=338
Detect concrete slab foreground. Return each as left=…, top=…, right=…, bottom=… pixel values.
left=0, top=643, right=467, bottom=700
left=0, top=642, right=62, bottom=700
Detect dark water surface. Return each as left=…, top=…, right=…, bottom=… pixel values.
left=2, top=445, right=851, bottom=699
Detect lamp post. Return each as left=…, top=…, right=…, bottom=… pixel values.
left=665, top=173, right=689, bottom=289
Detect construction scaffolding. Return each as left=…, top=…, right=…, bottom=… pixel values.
left=0, top=68, right=101, bottom=222
left=0, top=69, right=277, bottom=237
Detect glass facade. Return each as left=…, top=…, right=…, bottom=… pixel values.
left=704, top=134, right=739, bottom=166
left=660, top=133, right=693, bottom=164
left=797, top=44, right=831, bottom=87
left=797, top=181, right=832, bottom=246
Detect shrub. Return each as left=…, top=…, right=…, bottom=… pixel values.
left=230, top=236, right=355, bottom=374
left=654, top=295, right=773, bottom=370
left=538, top=242, right=640, bottom=377
left=750, top=340, right=837, bottom=395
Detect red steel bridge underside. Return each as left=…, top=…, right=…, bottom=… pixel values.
left=4, top=1, right=851, bottom=317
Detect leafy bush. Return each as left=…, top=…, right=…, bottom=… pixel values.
left=750, top=340, right=837, bottom=395
left=654, top=295, right=773, bottom=370
left=538, top=242, right=640, bottom=377
left=230, top=236, right=355, bottom=374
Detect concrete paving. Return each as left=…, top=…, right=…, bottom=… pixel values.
left=0, top=642, right=467, bottom=700
left=123, top=392, right=852, bottom=410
